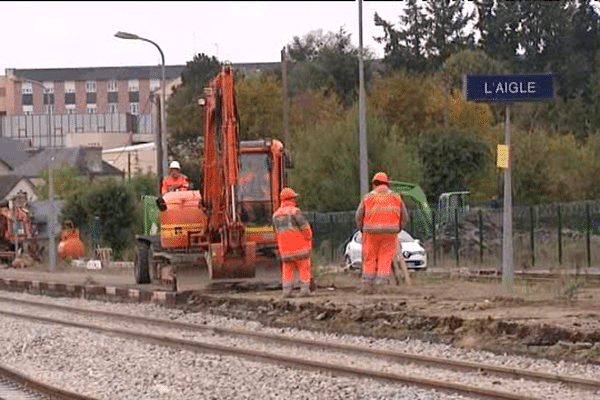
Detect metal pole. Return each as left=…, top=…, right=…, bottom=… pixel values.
left=358, top=0, right=368, bottom=197
left=161, top=59, right=168, bottom=182
left=586, top=203, right=591, bottom=269
left=281, top=47, right=290, bottom=149
left=530, top=205, right=535, bottom=268
left=49, top=157, right=56, bottom=269
left=558, top=204, right=562, bottom=266
left=479, top=209, right=483, bottom=265
left=502, top=104, right=513, bottom=288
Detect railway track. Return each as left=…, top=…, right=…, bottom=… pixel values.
left=0, top=360, right=97, bottom=400
left=1, top=295, right=599, bottom=399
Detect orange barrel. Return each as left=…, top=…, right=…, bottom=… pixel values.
left=57, top=228, right=85, bottom=260
left=160, top=190, right=207, bottom=248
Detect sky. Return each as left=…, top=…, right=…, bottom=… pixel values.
left=1, top=1, right=413, bottom=71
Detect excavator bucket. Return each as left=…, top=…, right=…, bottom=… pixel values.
left=174, top=242, right=281, bottom=292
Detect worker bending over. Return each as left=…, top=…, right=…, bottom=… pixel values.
left=161, top=161, right=189, bottom=195
left=272, top=188, right=313, bottom=298
left=355, top=172, right=408, bottom=294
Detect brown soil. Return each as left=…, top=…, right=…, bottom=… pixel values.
left=184, top=268, right=600, bottom=365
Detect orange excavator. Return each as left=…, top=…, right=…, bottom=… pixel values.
left=134, top=65, right=292, bottom=291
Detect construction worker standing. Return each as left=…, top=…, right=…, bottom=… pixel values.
left=355, top=172, right=408, bottom=294
left=161, top=161, right=189, bottom=195
left=272, top=188, right=313, bottom=298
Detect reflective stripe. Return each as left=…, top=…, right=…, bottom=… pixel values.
left=280, top=248, right=311, bottom=261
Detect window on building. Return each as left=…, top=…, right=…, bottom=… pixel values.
left=65, top=93, right=76, bottom=105
left=86, top=92, right=97, bottom=104
left=22, top=105, right=33, bottom=115
left=86, top=104, right=97, bottom=114
left=86, top=81, right=96, bottom=93
left=64, top=81, right=76, bottom=93
left=128, top=79, right=139, bottom=92
left=107, top=80, right=118, bottom=92
left=22, top=82, right=33, bottom=95
left=65, top=104, right=76, bottom=114
left=0, top=87, right=7, bottom=97
left=109, top=103, right=119, bottom=113
left=43, top=81, right=54, bottom=94
left=149, top=79, right=160, bottom=92
left=129, top=102, right=139, bottom=115
left=108, top=92, right=118, bottom=103
left=44, top=105, right=55, bottom=115
left=128, top=91, right=139, bottom=103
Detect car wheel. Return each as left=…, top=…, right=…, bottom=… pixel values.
left=344, top=255, right=353, bottom=270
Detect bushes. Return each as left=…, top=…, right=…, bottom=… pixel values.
left=60, top=178, right=138, bottom=259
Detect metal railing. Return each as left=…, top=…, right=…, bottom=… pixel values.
left=307, top=200, right=600, bottom=271
left=0, top=113, right=156, bottom=148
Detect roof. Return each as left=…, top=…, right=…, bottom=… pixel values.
left=11, top=147, right=123, bottom=178
left=0, top=174, right=31, bottom=200
left=0, top=138, right=28, bottom=170
left=10, top=65, right=187, bottom=82
left=102, top=142, right=156, bottom=153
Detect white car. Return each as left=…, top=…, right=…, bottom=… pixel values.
left=343, top=230, right=427, bottom=271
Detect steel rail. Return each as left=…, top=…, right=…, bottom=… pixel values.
left=0, top=307, right=540, bottom=400
left=1, top=295, right=599, bottom=393
left=0, top=361, right=98, bottom=400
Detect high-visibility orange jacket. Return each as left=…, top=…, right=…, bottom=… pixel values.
left=355, top=185, right=408, bottom=233
left=272, top=200, right=313, bottom=261
left=161, top=174, right=189, bottom=195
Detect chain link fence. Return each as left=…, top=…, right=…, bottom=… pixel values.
left=306, top=200, right=600, bottom=271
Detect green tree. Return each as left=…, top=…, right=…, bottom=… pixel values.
left=374, top=0, right=429, bottom=71
left=236, top=73, right=283, bottom=141
left=287, top=28, right=370, bottom=105
left=417, top=127, right=488, bottom=203
left=34, top=163, right=84, bottom=200
left=61, top=179, right=138, bottom=258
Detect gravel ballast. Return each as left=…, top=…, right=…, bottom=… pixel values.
left=0, top=291, right=599, bottom=399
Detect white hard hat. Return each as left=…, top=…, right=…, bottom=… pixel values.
left=169, top=161, right=181, bottom=169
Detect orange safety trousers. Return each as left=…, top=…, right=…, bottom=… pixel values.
left=281, top=258, right=311, bottom=291
left=362, top=232, right=397, bottom=284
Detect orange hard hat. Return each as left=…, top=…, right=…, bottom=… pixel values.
left=372, top=172, right=389, bottom=185
left=280, top=187, right=298, bottom=200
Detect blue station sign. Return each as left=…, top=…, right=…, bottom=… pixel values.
left=463, top=74, right=554, bottom=102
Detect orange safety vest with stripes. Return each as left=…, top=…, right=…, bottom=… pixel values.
left=272, top=200, right=313, bottom=261
left=355, top=185, right=407, bottom=233
left=161, top=175, right=189, bottom=195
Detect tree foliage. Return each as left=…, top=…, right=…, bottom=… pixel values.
left=236, top=73, right=283, bottom=141
left=60, top=179, right=138, bottom=258
left=287, top=28, right=370, bottom=105
left=34, top=163, right=85, bottom=200
left=417, top=127, right=488, bottom=203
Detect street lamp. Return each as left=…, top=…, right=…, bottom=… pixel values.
left=11, top=76, right=56, bottom=269
left=114, top=31, right=168, bottom=193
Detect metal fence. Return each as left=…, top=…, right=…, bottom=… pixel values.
left=307, top=200, right=600, bottom=271
left=0, top=113, right=156, bottom=148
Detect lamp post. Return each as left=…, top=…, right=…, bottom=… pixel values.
left=11, top=76, right=56, bottom=269
left=114, top=31, right=167, bottom=193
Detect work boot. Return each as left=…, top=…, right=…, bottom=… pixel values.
left=282, top=286, right=293, bottom=299
left=298, top=285, right=310, bottom=298
left=374, top=277, right=390, bottom=286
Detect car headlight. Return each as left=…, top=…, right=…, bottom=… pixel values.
left=402, top=251, right=411, bottom=259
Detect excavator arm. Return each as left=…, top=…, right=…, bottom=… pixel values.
left=200, top=66, right=255, bottom=278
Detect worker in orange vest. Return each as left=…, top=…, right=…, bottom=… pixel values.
left=161, top=161, right=189, bottom=195
left=355, top=172, right=408, bottom=294
left=272, top=188, right=313, bottom=298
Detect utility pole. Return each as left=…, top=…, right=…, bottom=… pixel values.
left=358, top=0, right=368, bottom=197
left=281, top=47, right=290, bottom=149
left=48, top=156, right=56, bottom=269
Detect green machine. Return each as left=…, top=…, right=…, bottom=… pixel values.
left=141, top=195, right=161, bottom=236
left=389, top=181, right=471, bottom=239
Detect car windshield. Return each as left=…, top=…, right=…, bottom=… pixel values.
left=398, top=230, right=414, bottom=243
left=355, top=231, right=414, bottom=243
